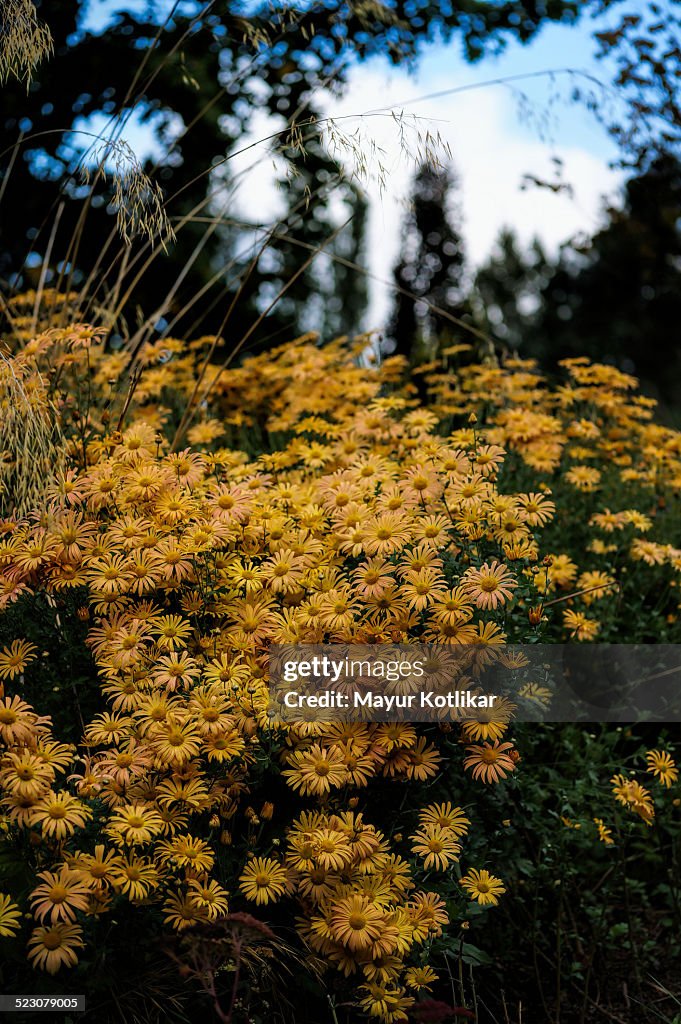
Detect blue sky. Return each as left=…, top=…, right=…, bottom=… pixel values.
left=78, top=0, right=635, bottom=328
left=81, top=0, right=626, bottom=156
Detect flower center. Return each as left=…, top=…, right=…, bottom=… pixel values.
left=48, top=885, right=68, bottom=904
left=480, top=576, right=500, bottom=592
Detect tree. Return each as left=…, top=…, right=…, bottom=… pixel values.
left=532, top=151, right=681, bottom=409
left=227, top=127, right=370, bottom=350
left=591, top=0, right=681, bottom=169
left=0, top=0, right=594, bottom=348
left=387, top=162, right=470, bottom=363
left=472, top=154, right=681, bottom=413
left=473, top=228, right=553, bottom=354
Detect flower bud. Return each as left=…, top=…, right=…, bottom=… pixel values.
left=528, top=605, right=544, bottom=626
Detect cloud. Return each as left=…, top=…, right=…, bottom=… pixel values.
left=318, top=60, right=623, bottom=330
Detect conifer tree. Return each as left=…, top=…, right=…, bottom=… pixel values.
left=387, top=163, right=470, bottom=363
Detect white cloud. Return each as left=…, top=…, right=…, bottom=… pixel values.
left=222, top=56, right=623, bottom=333
left=318, top=61, right=623, bottom=330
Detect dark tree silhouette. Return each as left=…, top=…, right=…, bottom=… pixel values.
left=531, top=152, right=681, bottom=408
left=387, top=163, right=470, bottom=363
left=471, top=154, right=681, bottom=413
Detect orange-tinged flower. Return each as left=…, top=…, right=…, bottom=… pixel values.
left=27, top=922, right=84, bottom=974
left=352, top=558, right=395, bottom=599
left=463, top=742, right=517, bottom=784
left=0, top=638, right=37, bottom=679
left=0, top=751, right=54, bottom=801
left=0, top=695, right=42, bottom=745
left=30, top=868, right=90, bottom=924
left=462, top=560, right=517, bottom=610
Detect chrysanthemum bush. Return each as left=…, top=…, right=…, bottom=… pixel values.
left=0, top=305, right=679, bottom=1021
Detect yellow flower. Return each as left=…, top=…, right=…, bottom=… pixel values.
left=358, top=982, right=414, bottom=1021
left=158, top=834, right=215, bottom=873
left=460, top=868, right=506, bottom=906
left=149, top=614, right=193, bottom=650
left=563, top=609, right=600, bottom=641
left=0, top=893, right=21, bottom=937
left=282, top=744, right=348, bottom=796
left=460, top=705, right=513, bottom=743
left=411, top=825, right=461, bottom=871
left=187, top=878, right=229, bottom=919
left=564, top=465, right=602, bottom=491
left=68, top=845, right=118, bottom=887
left=408, top=892, right=449, bottom=939
left=106, top=802, right=165, bottom=846
left=329, top=893, right=384, bottom=951
left=646, top=750, right=678, bottom=788
left=403, top=737, right=441, bottom=782
left=239, top=856, right=289, bottom=906
left=594, top=818, right=614, bottom=845
left=163, top=892, right=202, bottom=931
left=149, top=717, right=202, bottom=766
left=110, top=853, right=160, bottom=901
left=29, top=791, right=91, bottom=839
left=611, top=774, right=655, bottom=825
left=417, top=802, right=470, bottom=837
left=0, top=638, right=37, bottom=679
left=577, top=570, right=616, bottom=604
left=404, top=965, right=438, bottom=991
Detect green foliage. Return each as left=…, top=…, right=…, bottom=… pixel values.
left=454, top=724, right=681, bottom=1023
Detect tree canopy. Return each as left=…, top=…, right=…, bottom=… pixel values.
left=0, top=0, right=602, bottom=347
